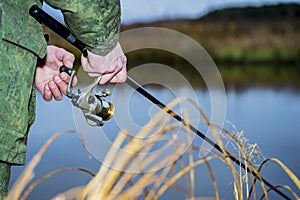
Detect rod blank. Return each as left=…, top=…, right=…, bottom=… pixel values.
left=29, top=5, right=292, bottom=200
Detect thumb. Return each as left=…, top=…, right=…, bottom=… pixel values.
left=53, top=47, right=75, bottom=69
left=62, top=52, right=75, bottom=69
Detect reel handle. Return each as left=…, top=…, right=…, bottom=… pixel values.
left=59, top=65, right=75, bottom=98
left=59, top=65, right=73, bottom=76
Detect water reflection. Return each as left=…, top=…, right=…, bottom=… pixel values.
left=9, top=86, right=300, bottom=199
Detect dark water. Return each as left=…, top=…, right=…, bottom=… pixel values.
left=9, top=86, right=300, bottom=199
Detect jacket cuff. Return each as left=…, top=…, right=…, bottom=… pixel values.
left=87, top=33, right=119, bottom=56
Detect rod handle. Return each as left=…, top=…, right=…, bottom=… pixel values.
left=29, top=5, right=88, bottom=57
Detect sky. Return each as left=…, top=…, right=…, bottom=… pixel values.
left=43, top=0, right=300, bottom=24
left=120, top=0, right=300, bottom=24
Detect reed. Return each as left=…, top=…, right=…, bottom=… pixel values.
left=6, top=99, right=300, bottom=200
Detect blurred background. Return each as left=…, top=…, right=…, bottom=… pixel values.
left=122, top=0, right=300, bottom=89
left=9, top=1, right=300, bottom=199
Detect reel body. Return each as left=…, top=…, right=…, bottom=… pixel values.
left=60, top=66, right=114, bottom=126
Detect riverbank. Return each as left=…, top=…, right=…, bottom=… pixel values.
left=121, top=3, right=300, bottom=89
left=45, top=3, right=300, bottom=90
left=122, top=3, right=300, bottom=66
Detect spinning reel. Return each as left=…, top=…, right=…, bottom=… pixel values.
left=30, top=5, right=114, bottom=126
left=61, top=66, right=114, bottom=126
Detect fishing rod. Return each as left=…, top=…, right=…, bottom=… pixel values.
left=29, top=5, right=292, bottom=200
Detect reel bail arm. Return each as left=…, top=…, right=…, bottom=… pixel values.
left=59, top=66, right=114, bottom=126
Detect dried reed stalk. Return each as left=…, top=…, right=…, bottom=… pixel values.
left=7, top=131, right=76, bottom=200
left=7, top=98, right=300, bottom=200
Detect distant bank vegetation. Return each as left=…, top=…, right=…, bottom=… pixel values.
left=122, top=3, right=300, bottom=65
left=46, top=3, right=300, bottom=89
left=122, top=3, right=300, bottom=89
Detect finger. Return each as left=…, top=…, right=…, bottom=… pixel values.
left=62, top=54, right=75, bottom=69
left=49, top=80, right=63, bottom=101
left=99, top=73, right=115, bottom=85
left=81, top=55, right=89, bottom=69
left=112, top=55, right=127, bottom=83
left=71, top=75, right=78, bottom=87
left=53, top=75, right=68, bottom=95
left=102, top=59, right=119, bottom=73
left=109, top=64, right=127, bottom=83
left=99, top=58, right=123, bottom=84
left=43, top=84, right=52, bottom=102
left=55, top=48, right=75, bottom=68
left=121, top=54, right=127, bottom=65
left=88, top=72, right=102, bottom=77
left=60, top=72, right=78, bottom=87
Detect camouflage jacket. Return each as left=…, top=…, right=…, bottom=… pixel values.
left=0, top=0, right=121, bottom=165
left=1, top=0, right=121, bottom=58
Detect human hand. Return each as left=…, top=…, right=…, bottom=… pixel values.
left=35, top=45, right=77, bottom=101
left=81, top=43, right=127, bottom=84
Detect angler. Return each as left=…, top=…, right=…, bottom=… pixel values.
left=29, top=5, right=293, bottom=200
left=0, top=1, right=126, bottom=199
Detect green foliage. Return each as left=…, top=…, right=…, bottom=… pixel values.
left=200, top=3, right=300, bottom=21
left=122, top=3, right=300, bottom=67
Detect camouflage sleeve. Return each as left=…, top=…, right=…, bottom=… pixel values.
left=44, top=0, right=121, bottom=56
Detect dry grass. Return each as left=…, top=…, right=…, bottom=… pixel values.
left=6, top=98, right=300, bottom=200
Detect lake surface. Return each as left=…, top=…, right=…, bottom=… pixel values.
left=9, top=85, right=300, bottom=199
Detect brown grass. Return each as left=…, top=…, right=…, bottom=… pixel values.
left=6, top=98, right=300, bottom=200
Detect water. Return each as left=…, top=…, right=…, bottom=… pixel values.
left=9, top=86, right=300, bottom=199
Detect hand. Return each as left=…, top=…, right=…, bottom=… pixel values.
left=81, top=43, right=127, bottom=84
left=35, top=45, right=77, bottom=101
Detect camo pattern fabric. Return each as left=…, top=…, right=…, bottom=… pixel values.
left=1, top=0, right=47, bottom=58
left=0, top=162, right=10, bottom=200
left=0, top=38, right=37, bottom=200
left=0, top=0, right=121, bottom=198
left=0, top=0, right=121, bottom=164
left=45, top=0, right=121, bottom=55
left=0, top=39, right=37, bottom=165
